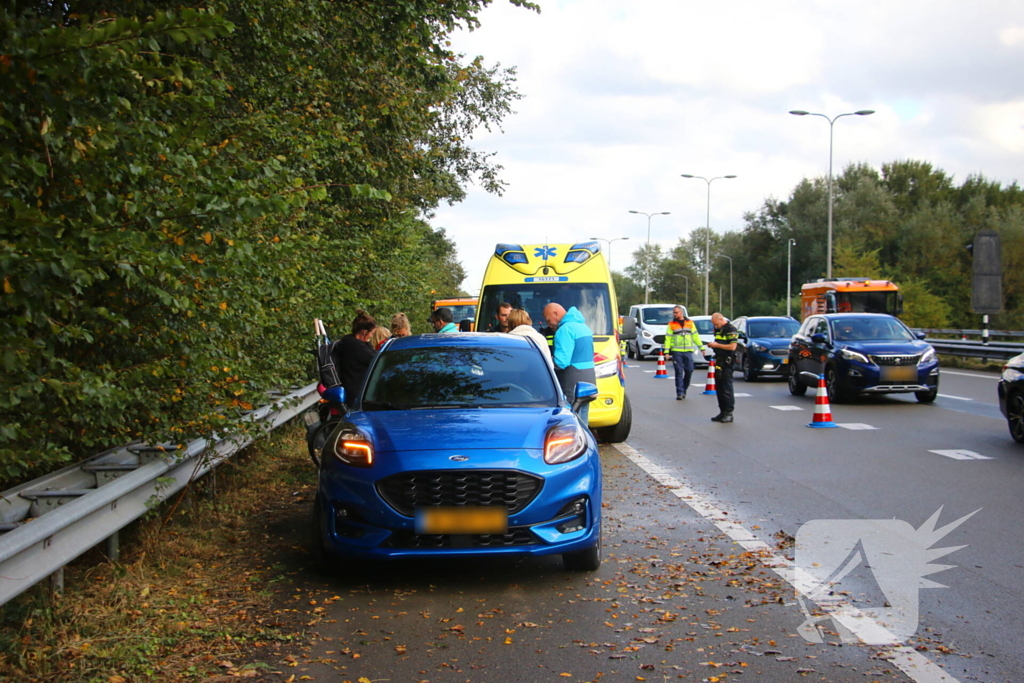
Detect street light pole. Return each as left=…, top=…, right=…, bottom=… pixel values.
left=590, top=236, right=630, bottom=272
left=628, top=210, right=671, bottom=304
left=717, top=253, right=733, bottom=319
left=680, top=174, right=737, bottom=316
left=787, top=238, right=796, bottom=318
left=788, top=109, right=875, bottom=279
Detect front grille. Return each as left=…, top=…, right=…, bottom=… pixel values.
left=770, top=348, right=789, bottom=357
left=870, top=354, right=921, bottom=366
left=653, top=335, right=666, bottom=344
left=376, top=470, right=543, bottom=517
left=383, top=527, right=538, bottom=549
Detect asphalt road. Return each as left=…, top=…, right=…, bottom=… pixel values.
left=286, top=360, right=1020, bottom=683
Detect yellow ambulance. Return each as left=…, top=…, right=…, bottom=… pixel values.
left=475, top=242, right=631, bottom=442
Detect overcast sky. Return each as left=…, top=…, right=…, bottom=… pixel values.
left=433, top=0, right=1024, bottom=293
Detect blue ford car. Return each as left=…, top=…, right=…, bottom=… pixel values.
left=311, top=333, right=602, bottom=571
left=787, top=313, right=939, bottom=403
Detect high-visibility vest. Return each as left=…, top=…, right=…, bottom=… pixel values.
left=664, top=319, right=703, bottom=353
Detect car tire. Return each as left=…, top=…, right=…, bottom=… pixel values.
left=915, top=386, right=938, bottom=403
left=742, top=355, right=758, bottom=382
left=627, top=344, right=635, bottom=360
left=1006, top=390, right=1024, bottom=443
left=788, top=363, right=807, bottom=396
left=825, top=366, right=847, bottom=404
left=563, top=523, right=602, bottom=572
left=309, top=493, right=333, bottom=573
left=596, top=394, right=632, bottom=443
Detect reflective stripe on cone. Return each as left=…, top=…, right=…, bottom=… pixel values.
left=807, top=373, right=839, bottom=428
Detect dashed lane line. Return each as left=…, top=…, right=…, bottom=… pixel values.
left=612, top=442, right=962, bottom=683
left=941, top=370, right=999, bottom=380
left=929, top=449, right=994, bottom=461
left=937, top=394, right=974, bottom=401
left=770, top=405, right=804, bottom=411
left=837, top=423, right=879, bottom=430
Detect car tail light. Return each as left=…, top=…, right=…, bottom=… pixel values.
left=593, top=352, right=618, bottom=379
left=544, top=423, right=588, bottom=465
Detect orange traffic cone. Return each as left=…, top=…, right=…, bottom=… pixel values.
left=807, top=374, right=839, bottom=428
left=702, top=358, right=717, bottom=395
left=654, top=347, right=669, bottom=379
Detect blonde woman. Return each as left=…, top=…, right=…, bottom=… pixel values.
left=389, top=312, right=412, bottom=338
left=368, top=325, right=391, bottom=350
left=506, top=309, right=553, bottom=365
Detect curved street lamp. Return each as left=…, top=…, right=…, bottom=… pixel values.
left=628, top=210, right=671, bottom=304
left=789, top=109, right=875, bottom=278
left=590, top=236, right=630, bottom=272
left=680, top=174, right=737, bottom=315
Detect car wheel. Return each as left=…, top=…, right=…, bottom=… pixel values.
left=1007, top=390, right=1024, bottom=443
left=915, top=386, right=938, bottom=403
left=742, top=355, right=758, bottom=382
left=825, top=366, right=847, bottom=404
left=627, top=344, right=635, bottom=360
left=309, top=493, right=333, bottom=573
left=788, top=363, right=807, bottom=396
left=596, top=394, right=632, bottom=443
left=563, top=523, right=602, bottom=572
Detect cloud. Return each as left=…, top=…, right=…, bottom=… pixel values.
left=440, top=0, right=1024, bottom=292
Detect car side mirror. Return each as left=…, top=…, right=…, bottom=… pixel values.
left=915, top=331, right=927, bottom=340
left=322, top=385, right=346, bottom=405
left=810, top=333, right=828, bottom=345
left=571, top=382, right=598, bottom=413
left=621, top=317, right=637, bottom=340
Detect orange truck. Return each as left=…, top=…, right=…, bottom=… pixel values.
left=800, top=278, right=902, bottom=320
left=431, top=297, right=478, bottom=330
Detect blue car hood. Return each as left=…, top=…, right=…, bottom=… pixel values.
left=838, top=340, right=932, bottom=355
left=349, top=407, right=562, bottom=453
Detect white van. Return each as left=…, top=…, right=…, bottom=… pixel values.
left=624, top=304, right=685, bottom=360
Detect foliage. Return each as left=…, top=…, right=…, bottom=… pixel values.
left=621, top=160, right=1024, bottom=328
left=0, top=1, right=531, bottom=484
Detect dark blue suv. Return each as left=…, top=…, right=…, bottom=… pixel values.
left=787, top=313, right=939, bottom=403
left=734, top=316, right=800, bottom=381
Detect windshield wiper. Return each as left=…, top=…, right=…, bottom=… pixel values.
left=362, top=400, right=401, bottom=411
left=409, top=403, right=480, bottom=410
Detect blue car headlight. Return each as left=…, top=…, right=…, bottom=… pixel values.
left=919, top=347, right=936, bottom=365
left=840, top=348, right=870, bottom=364
left=545, top=422, right=588, bottom=465
left=329, top=426, right=374, bottom=467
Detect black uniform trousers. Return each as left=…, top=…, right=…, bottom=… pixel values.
left=715, top=355, right=735, bottom=415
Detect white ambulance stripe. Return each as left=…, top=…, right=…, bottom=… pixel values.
left=614, top=442, right=964, bottom=683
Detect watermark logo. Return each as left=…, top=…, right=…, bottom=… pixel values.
left=794, top=507, right=978, bottom=645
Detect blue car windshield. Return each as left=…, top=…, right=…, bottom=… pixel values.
left=362, top=345, right=559, bottom=409
left=830, top=317, right=914, bottom=342
left=748, top=319, right=800, bottom=338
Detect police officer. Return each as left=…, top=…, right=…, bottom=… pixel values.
left=664, top=306, right=705, bottom=400
left=708, top=312, right=738, bottom=423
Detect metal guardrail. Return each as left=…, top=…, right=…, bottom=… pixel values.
left=0, top=383, right=318, bottom=608
left=924, top=338, right=1023, bottom=362
left=918, top=328, right=1024, bottom=340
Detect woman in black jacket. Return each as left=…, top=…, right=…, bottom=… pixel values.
left=336, top=310, right=377, bottom=403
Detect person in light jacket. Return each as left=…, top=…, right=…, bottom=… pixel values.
left=506, top=308, right=553, bottom=366
left=542, top=303, right=596, bottom=424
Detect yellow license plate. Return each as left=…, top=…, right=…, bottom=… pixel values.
left=782, top=357, right=788, bottom=364
left=881, top=366, right=917, bottom=382
left=415, top=506, right=508, bottom=534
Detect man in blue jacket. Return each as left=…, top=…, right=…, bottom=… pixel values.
left=543, top=303, right=596, bottom=425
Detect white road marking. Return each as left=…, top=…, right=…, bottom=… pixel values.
left=613, top=442, right=963, bottom=683
left=929, top=449, right=994, bottom=461
left=734, top=392, right=752, bottom=397
left=642, top=370, right=655, bottom=373
left=837, top=423, right=879, bottom=430
left=942, top=370, right=999, bottom=380
left=937, top=394, right=974, bottom=401
left=771, top=405, right=804, bottom=411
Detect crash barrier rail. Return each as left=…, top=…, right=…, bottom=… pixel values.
left=922, top=337, right=1024, bottom=362
left=917, top=328, right=1024, bottom=340
left=0, top=383, right=319, bottom=608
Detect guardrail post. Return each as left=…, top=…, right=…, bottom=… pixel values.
left=105, top=532, right=120, bottom=561
left=49, top=568, right=64, bottom=596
